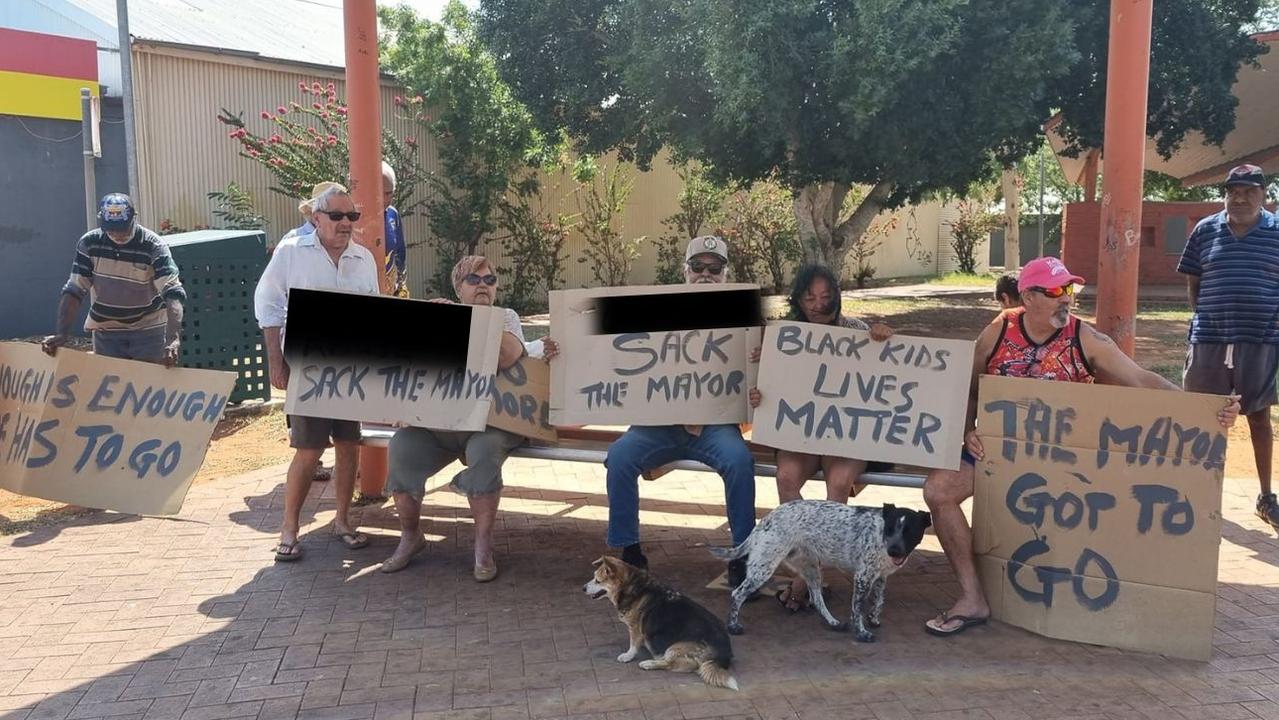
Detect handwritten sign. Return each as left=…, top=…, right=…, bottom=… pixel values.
left=487, top=356, right=557, bottom=443
left=283, top=289, right=505, bottom=431
left=549, top=285, right=763, bottom=426
left=0, top=342, right=236, bottom=516
left=973, top=375, right=1226, bottom=660
left=751, top=322, right=973, bottom=469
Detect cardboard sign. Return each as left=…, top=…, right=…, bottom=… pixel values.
left=487, top=356, right=557, bottom=443
left=283, top=289, right=505, bottom=431
left=752, top=321, right=973, bottom=469
left=0, top=342, right=235, bottom=516
left=973, top=375, right=1226, bottom=660
left=549, top=284, right=764, bottom=426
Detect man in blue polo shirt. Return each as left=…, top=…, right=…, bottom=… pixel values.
left=1179, top=164, right=1279, bottom=528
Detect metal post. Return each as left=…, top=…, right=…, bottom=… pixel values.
left=81, top=88, right=96, bottom=230
left=1095, top=0, right=1153, bottom=358
left=1038, top=146, right=1046, bottom=256
left=343, top=0, right=387, bottom=293
left=116, top=0, right=140, bottom=203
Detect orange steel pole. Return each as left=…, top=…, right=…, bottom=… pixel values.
left=344, top=0, right=387, bottom=294
left=1095, top=0, right=1153, bottom=357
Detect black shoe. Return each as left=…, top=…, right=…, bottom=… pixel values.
left=1258, top=494, right=1279, bottom=530
left=621, top=543, right=648, bottom=570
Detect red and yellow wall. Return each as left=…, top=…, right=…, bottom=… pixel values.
left=0, top=27, right=99, bottom=121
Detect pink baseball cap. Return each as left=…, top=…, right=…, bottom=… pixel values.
left=1018, top=256, right=1085, bottom=293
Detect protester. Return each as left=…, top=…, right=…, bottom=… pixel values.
left=254, top=185, right=380, bottom=561
left=382, top=162, right=409, bottom=298
left=43, top=193, right=185, bottom=366
left=1178, top=164, right=1279, bottom=529
left=747, top=263, right=893, bottom=611
left=994, top=273, right=1021, bottom=309
left=922, top=256, right=1240, bottom=636
left=380, top=256, right=527, bottom=581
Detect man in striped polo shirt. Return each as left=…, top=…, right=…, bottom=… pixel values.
left=1179, top=164, right=1279, bottom=528
left=42, top=193, right=185, bottom=366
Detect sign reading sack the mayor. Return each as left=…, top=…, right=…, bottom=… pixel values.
left=752, top=321, right=973, bottom=469
left=0, top=342, right=235, bottom=516
left=549, top=284, right=764, bottom=426
left=973, top=375, right=1226, bottom=660
left=284, top=289, right=505, bottom=431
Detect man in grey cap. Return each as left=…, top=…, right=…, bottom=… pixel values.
left=1179, top=163, right=1279, bottom=528
left=602, top=235, right=757, bottom=589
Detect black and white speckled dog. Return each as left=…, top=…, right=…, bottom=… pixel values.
left=709, top=500, right=931, bottom=641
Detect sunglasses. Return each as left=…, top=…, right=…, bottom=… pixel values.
left=1030, top=284, right=1076, bottom=299
left=321, top=211, right=361, bottom=222
left=688, top=261, right=725, bottom=275
left=464, top=273, right=498, bottom=286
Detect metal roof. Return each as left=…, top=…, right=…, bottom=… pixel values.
left=1049, top=32, right=1279, bottom=189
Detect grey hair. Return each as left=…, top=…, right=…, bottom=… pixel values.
left=311, top=184, right=351, bottom=213
left=381, top=161, right=397, bottom=191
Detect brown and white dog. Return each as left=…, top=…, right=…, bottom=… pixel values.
left=583, top=556, right=738, bottom=690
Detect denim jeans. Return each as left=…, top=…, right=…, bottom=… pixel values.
left=604, top=424, right=756, bottom=548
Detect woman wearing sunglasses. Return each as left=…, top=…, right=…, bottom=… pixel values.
left=747, top=264, right=895, bottom=612
left=380, top=256, right=529, bottom=581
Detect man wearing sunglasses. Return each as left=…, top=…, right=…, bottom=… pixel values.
left=254, top=184, right=381, bottom=562
left=1179, top=164, right=1279, bottom=530
left=922, top=256, right=1241, bottom=637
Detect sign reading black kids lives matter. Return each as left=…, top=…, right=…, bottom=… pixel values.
left=752, top=321, right=973, bottom=469
left=284, top=289, right=505, bottom=431
left=549, top=285, right=764, bottom=426
left=973, top=375, right=1227, bottom=660
left=0, top=342, right=236, bottom=516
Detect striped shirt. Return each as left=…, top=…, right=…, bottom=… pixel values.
left=1178, top=209, right=1279, bottom=344
left=61, top=226, right=186, bottom=332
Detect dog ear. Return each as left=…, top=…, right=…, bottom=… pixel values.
left=592, top=557, right=605, bottom=569
left=921, top=510, right=933, bottom=529
left=882, top=503, right=896, bottom=520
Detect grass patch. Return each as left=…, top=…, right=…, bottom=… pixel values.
left=929, top=272, right=998, bottom=287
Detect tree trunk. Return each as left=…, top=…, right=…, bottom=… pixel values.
left=1001, top=167, right=1021, bottom=271
left=793, top=180, right=892, bottom=280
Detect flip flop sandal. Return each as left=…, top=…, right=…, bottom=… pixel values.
left=335, top=532, right=370, bottom=550
left=924, top=612, right=988, bottom=637
left=274, top=541, right=304, bottom=562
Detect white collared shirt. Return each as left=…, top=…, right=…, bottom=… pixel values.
left=254, top=232, right=380, bottom=331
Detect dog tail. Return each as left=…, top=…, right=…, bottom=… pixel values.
left=698, top=660, right=739, bottom=691
left=706, top=536, right=750, bottom=561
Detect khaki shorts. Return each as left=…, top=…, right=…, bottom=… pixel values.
left=287, top=415, right=361, bottom=449
left=1183, top=342, right=1279, bottom=415
left=385, top=426, right=525, bottom=498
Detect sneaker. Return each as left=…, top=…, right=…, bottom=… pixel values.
left=621, top=543, right=648, bottom=570
left=1258, top=494, right=1279, bottom=530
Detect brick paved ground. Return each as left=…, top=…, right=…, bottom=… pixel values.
left=3, top=457, right=1279, bottom=720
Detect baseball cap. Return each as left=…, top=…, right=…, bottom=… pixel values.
left=685, top=235, right=729, bottom=263
left=1224, top=164, right=1266, bottom=189
left=297, top=181, right=348, bottom=215
left=1018, top=256, right=1085, bottom=293
left=98, top=193, right=136, bottom=232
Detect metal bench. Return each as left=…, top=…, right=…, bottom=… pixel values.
left=360, top=426, right=927, bottom=489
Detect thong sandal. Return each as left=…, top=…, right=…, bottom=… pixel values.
left=925, top=612, right=988, bottom=637
left=274, top=541, right=304, bottom=562
left=335, top=531, right=370, bottom=550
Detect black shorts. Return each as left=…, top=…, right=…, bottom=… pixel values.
left=287, top=415, right=361, bottom=449
left=1183, top=342, right=1279, bottom=415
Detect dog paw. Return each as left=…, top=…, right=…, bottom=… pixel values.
left=617, top=650, right=637, bottom=663
left=855, top=630, right=877, bottom=643
left=867, top=618, right=882, bottom=629
left=727, top=622, right=744, bottom=636
left=826, top=621, right=849, bottom=633
left=638, top=660, right=659, bottom=670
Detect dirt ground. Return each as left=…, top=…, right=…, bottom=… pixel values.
left=0, top=294, right=1269, bottom=534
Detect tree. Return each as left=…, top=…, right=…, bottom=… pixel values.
left=655, top=162, right=730, bottom=284
left=478, top=0, right=1265, bottom=277
left=380, top=1, right=554, bottom=292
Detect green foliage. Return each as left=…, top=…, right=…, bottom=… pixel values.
left=208, top=182, right=267, bottom=231
left=714, top=177, right=801, bottom=292
left=380, top=1, right=555, bottom=294
left=1143, top=171, right=1220, bottom=202
left=575, top=162, right=642, bottom=286
left=216, top=83, right=423, bottom=214
left=494, top=161, right=580, bottom=313
left=947, top=201, right=1004, bottom=275
left=655, top=162, right=730, bottom=284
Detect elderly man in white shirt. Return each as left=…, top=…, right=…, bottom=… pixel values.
left=254, top=184, right=381, bottom=562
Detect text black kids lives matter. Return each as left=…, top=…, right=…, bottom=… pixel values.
left=986, top=396, right=1225, bottom=613
left=284, top=289, right=483, bottom=404
left=769, top=324, right=953, bottom=453
left=0, top=362, right=227, bottom=478
left=580, top=288, right=765, bottom=409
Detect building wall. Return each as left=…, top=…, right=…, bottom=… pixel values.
left=1060, top=201, right=1221, bottom=285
